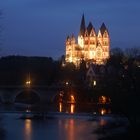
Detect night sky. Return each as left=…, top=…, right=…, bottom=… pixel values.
left=1, top=0, right=140, bottom=59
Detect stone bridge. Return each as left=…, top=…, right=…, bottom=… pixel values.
left=0, top=85, right=66, bottom=103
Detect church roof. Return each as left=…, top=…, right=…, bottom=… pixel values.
left=71, top=34, right=75, bottom=38
left=79, top=14, right=86, bottom=36
left=87, top=22, right=93, bottom=34
left=66, top=36, right=70, bottom=40
left=100, top=23, right=108, bottom=36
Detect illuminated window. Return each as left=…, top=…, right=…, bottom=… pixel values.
left=93, top=80, right=96, bottom=86
left=104, top=41, right=108, bottom=46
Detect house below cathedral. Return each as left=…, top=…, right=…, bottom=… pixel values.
left=65, top=14, right=110, bottom=67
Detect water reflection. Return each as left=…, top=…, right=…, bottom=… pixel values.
left=68, top=119, right=74, bottom=140
left=58, top=119, right=75, bottom=140
left=59, top=103, right=75, bottom=114
left=58, top=103, right=112, bottom=115
left=24, top=119, right=32, bottom=140
left=99, top=118, right=107, bottom=126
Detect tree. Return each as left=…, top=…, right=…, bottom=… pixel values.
left=107, top=47, right=124, bottom=68
left=110, top=47, right=124, bottom=58
left=125, top=47, right=140, bottom=59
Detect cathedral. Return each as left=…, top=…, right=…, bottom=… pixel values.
left=65, top=14, right=110, bottom=67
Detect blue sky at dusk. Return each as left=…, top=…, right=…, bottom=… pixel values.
left=1, top=0, right=140, bottom=59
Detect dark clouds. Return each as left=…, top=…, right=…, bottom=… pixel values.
left=1, top=0, right=140, bottom=58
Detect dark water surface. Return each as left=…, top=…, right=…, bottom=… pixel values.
left=2, top=113, right=99, bottom=140
left=0, top=102, right=128, bottom=140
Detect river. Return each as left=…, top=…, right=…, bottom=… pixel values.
left=1, top=112, right=100, bottom=140
left=0, top=102, right=128, bottom=140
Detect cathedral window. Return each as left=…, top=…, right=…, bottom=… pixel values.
left=104, top=41, right=108, bottom=46
left=90, top=31, right=94, bottom=37
left=90, top=40, right=95, bottom=45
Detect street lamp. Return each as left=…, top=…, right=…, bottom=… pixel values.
left=25, top=74, right=31, bottom=87
left=26, top=80, right=31, bottom=87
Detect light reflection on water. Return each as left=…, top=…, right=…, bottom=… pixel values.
left=58, top=119, right=75, bottom=140
left=59, top=103, right=75, bottom=114
left=3, top=113, right=99, bottom=140
left=24, top=119, right=32, bottom=140
left=58, top=102, right=111, bottom=116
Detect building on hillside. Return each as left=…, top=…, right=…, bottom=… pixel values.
left=65, top=14, right=110, bottom=67
left=86, top=63, right=106, bottom=88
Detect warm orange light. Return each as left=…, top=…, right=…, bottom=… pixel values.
left=70, top=104, right=75, bottom=114
left=65, top=17, right=110, bottom=66
left=100, top=108, right=106, bottom=115
left=70, top=95, right=75, bottom=103
left=26, top=80, right=31, bottom=88
left=69, top=57, right=72, bottom=62
left=26, top=81, right=31, bottom=85
left=59, top=102, right=62, bottom=113
left=93, top=80, right=96, bottom=86
left=99, top=96, right=107, bottom=104
left=24, top=119, right=32, bottom=140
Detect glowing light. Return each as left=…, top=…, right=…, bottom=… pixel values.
left=78, top=36, right=84, bottom=48
left=70, top=104, right=75, bottom=114
left=26, top=81, right=31, bottom=85
left=65, top=18, right=110, bottom=66
left=66, top=81, right=69, bottom=85
left=90, top=51, right=93, bottom=59
left=70, top=95, right=75, bottom=103
left=25, top=74, right=31, bottom=87
left=24, top=119, right=32, bottom=140
left=69, top=57, right=72, bottom=62
left=59, top=102, right=62, bottom=112
left=26, top=109, right=30, bottom=113
left=99, top=96, right=107, bottom=104
left=93, top=80, right=96, bottom=86
left=100, top=108, right=106, bottom=115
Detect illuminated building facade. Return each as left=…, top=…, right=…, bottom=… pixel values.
left=65, top=14, right=110, bottom=66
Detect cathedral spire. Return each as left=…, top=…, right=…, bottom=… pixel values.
left=87, top=22, right=93, bottom=34
left=79, top=14, right=86, bottom=36
left=100, top=22, right=108, bottom=36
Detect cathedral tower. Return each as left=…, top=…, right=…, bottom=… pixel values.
left=65, top=15, right=110, bottom=66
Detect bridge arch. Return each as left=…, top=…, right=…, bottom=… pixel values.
left=15, top=89, right=41, bottom=104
